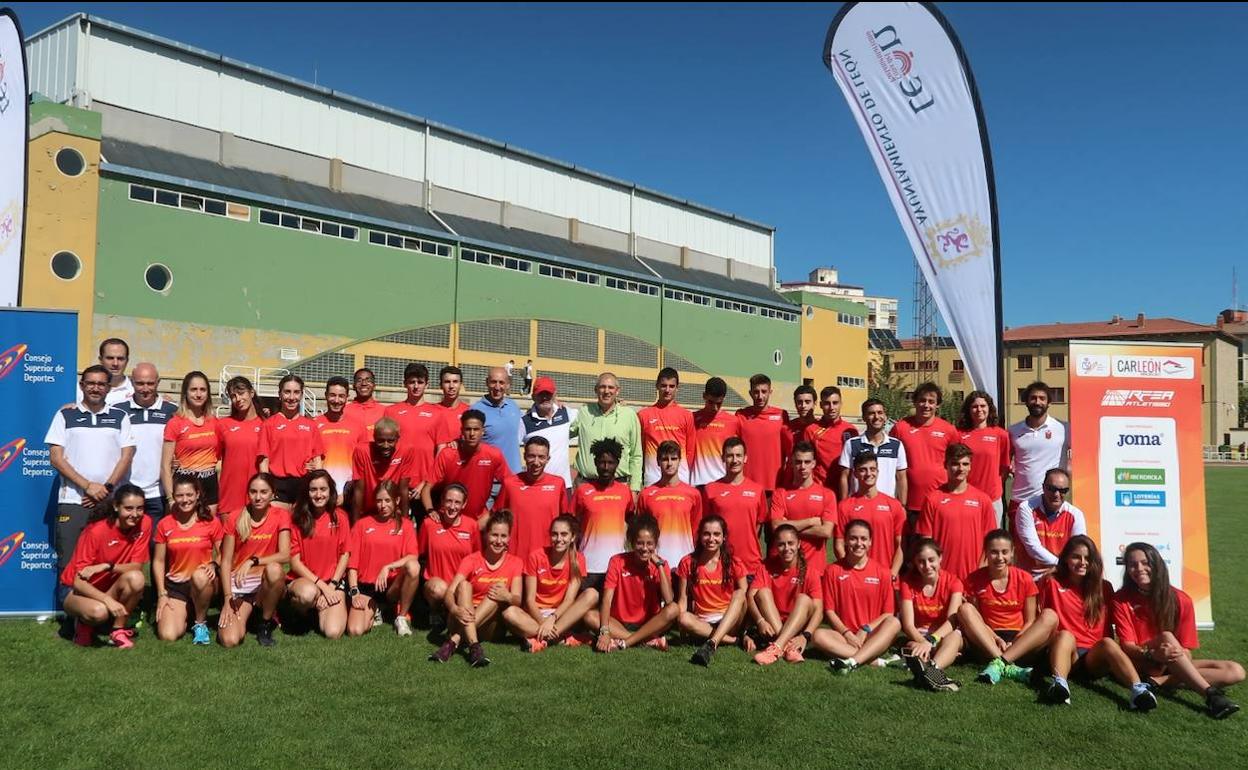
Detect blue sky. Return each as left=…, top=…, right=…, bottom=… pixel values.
left=9, top=3, right=1245, bottom=332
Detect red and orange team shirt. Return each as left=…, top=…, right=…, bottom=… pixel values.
left=258, top=413, right=325, bottom=479
left=1112, top=586, right=1199, bottom=650
left=701, top=479, right=769, bottom=571
left=456, top=551, right=524, bottom=605
left=429, top=444, right=508, bottom=521
left=351, top=444, right=420, bottom=513
left=418, top=516, right=480, bottom=582
left=785, top=415, right=816, bottom=459
left=1039, top=575, right=1115, bottom=649
left=889, top=416, right=957, bottom=510
left=900, top=570, right=964, bottom=632
left=638, top=402, right=697, bottom=486
left=821, top=558, right=895, bottom=631
left=604, top=552, right=670, bottom=625
left=344, top=398, right=387, bottom=437
left=384, top=401, right=443, bottom=468
left=637, top=482, right=703, bottom=568
left=156, top=516, right=223, bottom=582
left=575, top=479, right=635, bottom=574
left=348, top=514, right=418, bottom=584
left=1012, top=503, right=1082, bottom=576
left=915, top=486, right=998, bottom=582
left=493, top=472, right=568, bottom=559
left=769, top=484, right=837, bottom=574
left=225, top=507, right=292, bottom=573
left=675, top=554, right=748, bottom=618
left=289, top=509, right=350, bottom=581
left=61, top=516, right=152, bottom=590
left=163, top=414, right=219, bottom=474
left=435, top=401, right=469, bottom=446
left=690, top=407, right=740, bottom=487
left=836, top=492, right=907, bottom=571
left=315, top=413, right=368, bottom=497
left=802, top=417, right=859, bottom=488
left=959, top=425, right=1012, bottom=502
left=963, top=566, right=1039, bottom=633
left=735, top=405, right=791, bottom=492
left=215, top=416, right=263, bottom=515
left=526, top=547, right=588, bottom=609
left=759, top=556, right=822, bottom=620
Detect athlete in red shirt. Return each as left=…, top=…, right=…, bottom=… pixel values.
left=691, top=377, right=740, bottom=487
left=835, top=451, right=907, bottom=578
left=575, top=438, right=636, bottom=578
left=889, top=383, right=956, bottom=513
left=384, top=363, right=442, bottom=472
left=735, top=373, right=791, bottom=493
left=899, top=538, right=965, bottom=691
left=435, top=365, right=469, bottom=450
left=639, top=440, right=703, bottom=566
left=344, top=367, right=386, bottom=437
left=216, top=376, right=264, bottom=517
left=161, top=371, right=220, bottom=511
left=1040, top=536, right=1156, bottom=709
left=1115, top=543, right=1243, bottom=718
left=258, top=375, right=326, bottom=506
left=422, top=410, right=508, bottom=524
left=152, top=477, right=221, bottom=645
left=915, top=444, right=998, bottom=582
left=418, top=483, right=480, bottom=624
left=315, top=376, right=368, bottom=501
left=701, top=437, right=768, bottom=572
left=500, top=514, right=598, bottom=652
left=493, top=436, right=568, bottom=558
left=675, top=515, right=751, bottom=666
left=345, top=480, right=421, bottom=638
left=785, top=385, right=818, bottom=473
left=350, top=417, right=415, bottom=520
left=956, top=391, right=1011, bottom=519
left=809, top=518, right=900, bottom=672
left=804, top=387, right=860, bottom=494
left=585, top=515, right=679, bottom=653
left=959, top=530, right=1044, bottom=686
left=638, top=367, right=697, bottom=485
left=219, top=473, right=291, bottom=648
left=769, top=442, right=836, bottom=574
left=751, top=524, right=823, bottom=665
left=431, top=510, right=525, bottom=667
left=61, top=484, right=150, bottom=649
left=286, top=471, right=350, bottom=640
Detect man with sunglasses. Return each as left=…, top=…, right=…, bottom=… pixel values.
left=1012, top=468, right=1086, bottom=579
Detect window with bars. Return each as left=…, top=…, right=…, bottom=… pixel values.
left=537, top=321, right=598, bottom=362
left=664, top=288, right=711, bottom=306
left=537, top=263, right=599, bottom=285
left=289, top=352, right=356, bottom=384
left=129, top=183, right=250, bottom=222
left=715, top=298, right=756, bottom=315
left=546, top=372, right=600, bottom=401
left=604, top=276, right=659, bottom=297
left=618, top=378, right=656, bottom=403
left=364, top=355, right=449, bottom=388
left=258, top=208, right=358, bottom=240
left=461, top=248, right=531, bottom=274
left=662, top=350, right=706, bottom=374
left=377, top=325, right=452, bottom=348
left=459, top=319, right=530, bottom=356
left=1048, top=353, right=1066, bottom=369
left=367, top=230, right=452, bottom=258
left=760, top=307, right=798, bottom=322
left=1017, top=354, right=1034, bottom=371
left=836, top=376, right=867, bottom=389
left=604, top=332, right=658, bottom=368
left=838, top=312, right=866, bottom=327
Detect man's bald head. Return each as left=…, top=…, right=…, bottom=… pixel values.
left=132, top=362, right=160, bottom=407
left=486, top=366, right=510, bottom=402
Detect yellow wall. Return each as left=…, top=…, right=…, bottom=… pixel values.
left=793, top=297, right=869, bottom=410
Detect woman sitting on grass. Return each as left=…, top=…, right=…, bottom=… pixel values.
left=1115, top=542, right=1244, bottom=718
left=430, top=509, right=524, bottom=667
left=899, top=538, right=964, bottom=691
left=345, top=480, right=420, bottom=638
left=751, top=524, right=822, bottom=665
left=61, top=484, right=150, bottom=649
left=219, top=473, right=290, bottom=648
left=1039, top=535, right=1156, bottom=710
left=959, top=529, right=1045, bottom=686
left=153, top=477, right=221, bottom=645
left=810, top=519, right=900, bottom=673
left=587, top=514, right=680, bottom=653
left=418, top=484, right=479, bottom=632
left=675, top=514, right=750, bottom=666
left=286, top=471, right=350, bottom=640
left=502, top=514, right=597, bottom=652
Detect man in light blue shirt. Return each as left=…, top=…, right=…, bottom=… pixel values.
left=472, top=366, right=523, bottom=473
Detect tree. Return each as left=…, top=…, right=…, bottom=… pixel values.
left=1239, top=384, right=1248, bottom=428
left=869, top=358, right=911, bottom=421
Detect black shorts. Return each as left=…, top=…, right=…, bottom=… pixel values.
left=174, top=470, right=219, bottom=505
left=165, top=579, right=193, bottom=604
left=996, top=629, right=1019, bottom=643
left=272, top=475, right=301, bottom=504
left=357, top=582, right=382, bottom=600
left=581, top=573, right=606, bottom=594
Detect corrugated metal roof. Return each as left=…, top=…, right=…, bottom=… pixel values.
left=640, top=258, right=789, bottom=305
left=440, top=213, right=643, bottom=276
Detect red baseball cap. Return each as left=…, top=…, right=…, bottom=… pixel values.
left=533, top=376, right=556, bottom=395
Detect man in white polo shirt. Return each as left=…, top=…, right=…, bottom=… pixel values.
left=122, top=362, right=176, bottom=521
left=1008, top=381, right=1069, bottom=514
left=46, top=365, right=137, bottom=574
left=521, top=377, right=576, bottom=489
left=74, top=337, right=134, bottom=407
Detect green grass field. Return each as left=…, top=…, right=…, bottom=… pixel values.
left=5, top=468, right=1248, bottom=769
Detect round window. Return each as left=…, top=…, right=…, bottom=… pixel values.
left=55, top=148, right=86, bottom=177
left=50, top=251, right=82, bottom=280
left=804, top=305, right=814, bottom=319
left=144, top=263, right=173, bottom=293
left=772, top=349, right=783, bottom=366
left=805, top=355, right=814, bottom=369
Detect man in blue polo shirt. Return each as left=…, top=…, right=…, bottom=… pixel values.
left=473, top=366, right=523, bottom=473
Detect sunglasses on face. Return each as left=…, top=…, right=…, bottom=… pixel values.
left=1044, top=485, right=1070, bottom=495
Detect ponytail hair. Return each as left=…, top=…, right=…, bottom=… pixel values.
left=373, top=479, right=402, bottom=534
left=170, top=476, right=213, bottom=523
left=96, top=483, right=147, bottom=524
left=551, top=514, right=581, bottom=580
left=626, top=514, right=660, bottom=549
left=773, top=523, right=805, bottom=584
left=907, top=537, right=942, bottom=566
left=237, top=472, right=277, bottom=542
left=486, top=508, right=513, bottom=535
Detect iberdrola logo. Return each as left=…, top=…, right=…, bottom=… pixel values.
left=0, top=438, right=24, bottom=474
left=0, top=343, right=25, bottom=380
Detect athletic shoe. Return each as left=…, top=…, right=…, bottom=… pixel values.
left=522, top=637, right=547, bottom=653
left=73, top=621, right=95, bottom=648
left=1004, top=663, right=1033, bottom=684
left=903, top=651, right=927, bottom=681
left=191, top=622, right=211, bottom=646
left=394, top=616, right=413, bottom=637
left=429, top=639, right=457, bottom=663
left=977, top=657, right=1005, bottom=685
left=371, top=607, right=383, bottom=628
left=690, top=641, right=716, bottom=667
left=1206, top=688, right=1240, bottom=719
left=644, top=636, right=669, bottom=652
left=1129, top=683, right=1158, bottom=712
left=754, top=643, right=783, bottom=666
left=829, top=657, right=857, bottom=675
left=256, top=619, right=277, bottom=648
left=782, top=639, right=806, bottom=664
left=468, top=642, right=490, bottom=668
left=428, top=611, right=447, bottom=635
left=923, top=663, right=961, bottom=692
left=108, top=628, right=135, bottom=650
left=1046, top=677, right=1071, bottom=705
left=874, top=653, right=901, bottom=668
left=610, top=638, right=627, bottom=652
left=560, top=633, right=591, bottom=648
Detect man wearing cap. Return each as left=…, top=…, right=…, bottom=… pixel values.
left=521, top=376, right=576, bottom=490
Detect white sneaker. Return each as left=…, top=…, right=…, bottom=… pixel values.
left=372, top=608, right=383, bottom=628
left=394, top=615, right=413, bottom=637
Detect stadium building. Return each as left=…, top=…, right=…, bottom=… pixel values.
left=18, top=14, right=869, bottom=410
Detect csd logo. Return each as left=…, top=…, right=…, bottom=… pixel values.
left=0, top=438, right=25, bottom=474
left=0, top=343, right=26, bottom=380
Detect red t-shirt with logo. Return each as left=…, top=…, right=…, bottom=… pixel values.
left=1039, top=575, right=1114, bottom=649
left=1013, top=504, right=1081, bottom=575
left=1112, top=585, right=1199, bottom=649
left=915, top=486, right=998, bottom=582
left=638, top=403, right=697, bottom=484
left=900, top=570, right=964, bottom=631
left=493, top=472, right=568, bottom=558
left=759, top=556, right=823, bottom=619
left=163, top=415, right=219, bottom=474
left=963, top=566, right=1039, bottom=632
left=428, top=444, right=508, bottom=520
left=384, top=400, right=443, bottom=467
left=418, top=516, right=480, bottom=582
left=803, top=418, right=860, bottom=487
left=436, top=401, right=469, bottom=445
left=638, top=482, right=703, bottom=567
left=62, top=517, right=152, bottom=590
left=701, top=479, right=768, bottom=570
left=691, top=407, right=740, bottom=487
left=836, top=492, right=907, bottom=570
left=225, top=507, right=291, bottom=573
left=526, top=547, right=588, bottom=609
left=315, top=413, right=368, bottom=495
left=821, top=558, right=895, bottom=631
left=735, top=405, right=791, bottom=492
left=603, top=552, right=670, bottom=624
left=456, top=551, right=524, bottom=605
left=769, top=484, right=837, bottom=573
left=215, top=416, right=263, bottom=514
left=959, top=426, right=1012, bottom=501
left=156, top=516, right=223, bottom=582
left=675, top=553, right=748, bottom=616
left=351, top=443, right=420, bottom=513
left=889, top=416, right=957, bottom=510
left=575, top=480, right=635, bottom=574
left=258, top=413, right=325, bottom=478
left=289, top=509, right=350, bottom=581
left=345, top=398, right=386, bottom=436
left=347, top=514, right=417, bottom=582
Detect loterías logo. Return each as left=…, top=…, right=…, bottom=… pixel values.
left=867, top=25, right=934, bottom=114
left=0, top=437, right=24, bottom=473
left=0, top=531, right=22, bottom=568
left=0, top=343, right=27, bottom=380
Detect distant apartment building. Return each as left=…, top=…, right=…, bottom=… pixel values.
left=780, top=267, right=899, bottom=333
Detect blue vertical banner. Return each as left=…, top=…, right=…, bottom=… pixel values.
left=0, top=308, right=77, bottom=616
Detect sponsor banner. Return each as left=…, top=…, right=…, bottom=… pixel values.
left=823, top=2, right=1002, bottom=403
left=0, top=9, right=28, bottom=307
left=0, top=308, right=77, bottom=616
left=1070, top=340, right=1212, bottom=627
